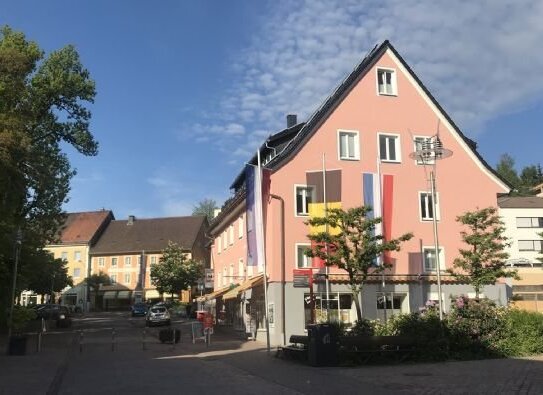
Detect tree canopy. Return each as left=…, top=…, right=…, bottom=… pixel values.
left=151, top=242, right=203, bottom=297
left=305, top=206, right=413, bottom=321
left=192, top=198, right=217, bottom=222
left=0, top=26, right=97, bottom=323
left=448, top=207, right=518, bottom=298
left=495, top=154, right=543, bottom=195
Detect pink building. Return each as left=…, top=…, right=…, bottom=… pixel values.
left=206, top=41, right=510, bottom=345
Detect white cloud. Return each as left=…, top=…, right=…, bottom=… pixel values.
left=186, top=0, right=543, bottom=162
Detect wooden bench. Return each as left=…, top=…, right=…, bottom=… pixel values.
left=339, top=335, right=415, bottom=364
left=276, top=335, right=309, bottom=360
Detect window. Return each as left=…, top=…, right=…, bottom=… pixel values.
left=73, top=268, right=81, bottom=278
left=296, top=244, right=312, bottom=268
left=222, top=232, right=227, bottom=250
left=377, top=68, right=397, bottom=95
left=110, top=274, right=117, bottom=283
left=295, top=185, right=315, bottom=216
left=222, top=268, right=227, bottom=286
left=74, top=251, right=81, bottom=261
left=124, top=273, right=131, bottom=284
left=111, top=257, right=118, bottom=267
left=229, top=225, right=234, bottom=245
left=125, top=257, right=131, bottom=266
left=217, top=237, right=222, bottom=253
left=217, top=272, right=222, bottom=288
left=419, top=192, right=440, bottom=221
left=304, top=292, right=353, bottom=325
left=379, top=133, right=401, bottom=162
left=518, top=240, right=543, bottom=252
left=98, top=257, right=105, bottom=267
left=238, top=259, right=245, bottom=279
left=337, top=130, right=359, bottom=160
left=238, top=216, right=244, bottom=239
left=413, top=136, right=434, bottom=165
left=150, top=256, right=157, bottom=265
left=61, top=252, right=68, bottom=261
left=423, top=247, right=445, bottom=272
left=229, top=264, right=234, bottom=284
left=516, top=217, right=543, bottom=228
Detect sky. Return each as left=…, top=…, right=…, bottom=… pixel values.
left=2, top=0, right=542, bottom=220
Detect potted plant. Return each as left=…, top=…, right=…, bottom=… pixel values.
left=8, top=305, right=36, bottom=355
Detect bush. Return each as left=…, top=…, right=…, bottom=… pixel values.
left=346, top=318, right=375, bottom=337
left=11, top=305, right=36, bottom=333
left=494, top=309, right=543, bottom=357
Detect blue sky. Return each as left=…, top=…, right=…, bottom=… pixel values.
left=2, top=0, right=542, bottom=220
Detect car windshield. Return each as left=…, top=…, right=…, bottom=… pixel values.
left=151, top=307, right=166, bottom=313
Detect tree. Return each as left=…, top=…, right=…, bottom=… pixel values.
left=305, top=206, right=413, bottom=322
left=448, top=207, right=518, bottom=298
left=192, top=199, right=217, bottom=222
left=84, top=272, right=111, bottom=308
left=496, top=154, right=520, bottom=189
left=23, top=251, right=73, bottom=300
left=151, top=242, right=203, bottom=299
left=0, top=26, right=97, bottom=323
left=520, top=165, right=543, bottom=193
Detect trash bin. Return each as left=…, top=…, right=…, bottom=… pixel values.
left=307, top=324, right=338, bottom=366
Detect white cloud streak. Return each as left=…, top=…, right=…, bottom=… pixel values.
left=184, top=0, right=543, bottom=162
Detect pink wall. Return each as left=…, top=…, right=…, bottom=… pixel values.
left=265, top=50, right=508, bottom=282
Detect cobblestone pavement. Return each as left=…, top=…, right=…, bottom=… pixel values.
left=2, top=312, right=543, bottom=394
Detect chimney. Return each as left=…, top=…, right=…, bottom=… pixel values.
left=127, top=215, right=135, bottom=225
left=286, top=114, right=297, bottom=128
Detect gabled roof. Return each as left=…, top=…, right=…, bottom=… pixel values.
left=90, top=215, right=207, bottom=255
left=498, top=196, right=543, bottom=209
left=55, top=210, right=114, bottom=245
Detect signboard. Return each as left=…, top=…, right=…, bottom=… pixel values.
left=293, top=268, right=312, bottom=288
left=204, top=269, right=214, bottom=289
left=191, top=322, right=205, bottom=343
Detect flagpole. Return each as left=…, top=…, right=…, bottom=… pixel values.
left=377, top=157, right=387, bottom=324
left=257, top=150, right=271, bottom=354
left=322, top=153, right=330, bottom=322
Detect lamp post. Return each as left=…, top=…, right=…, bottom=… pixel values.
left=409, top=136, right=452, bottom=320
left=7, top=228, right=23, bottom=343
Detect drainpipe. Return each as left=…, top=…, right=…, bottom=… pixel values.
left=270, top=194, right=286, bottom=345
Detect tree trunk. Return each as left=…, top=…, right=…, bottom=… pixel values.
left=351, top=287, right=362, bottom=322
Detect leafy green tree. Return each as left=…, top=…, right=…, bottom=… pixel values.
left=496, top=154, right=520, bottom=189
left=23, top=251, right=72, bottom=299
left=448, top=207, right=518, bottom=298
left=0, top=26, right=97, bottom=322
left=192, top=199, right=217, bottom=222
left=520, top=165, right=543, bottom=193
left=151, top=242, right=203, bottom=299
left=84, top=271, right=111, bottom=308
left=305, top=206, right=413, bottom=321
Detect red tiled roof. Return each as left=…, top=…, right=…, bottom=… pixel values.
left=58, top=211, right=114, bottom=245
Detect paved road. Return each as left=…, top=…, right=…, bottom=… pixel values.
left=2, top=312, right=543, bottom=394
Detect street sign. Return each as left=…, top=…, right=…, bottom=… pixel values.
left=204, top=269, right=214, bottom=288
left=293, top=268, right=312, bottom=288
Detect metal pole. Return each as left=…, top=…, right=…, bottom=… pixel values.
left=430, top=170, right=444, bottom=321
left=377, top=158, right=387, bottom=324
left=322, top=154, right=330, bottom=322
left=7, top=228, right=22, bottom=344
left=257, top=150, right=271, bottom=354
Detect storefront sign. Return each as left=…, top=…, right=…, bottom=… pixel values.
left=293, top=268, right=312, bottom=288
left=204, top=269, right=214, bottom=288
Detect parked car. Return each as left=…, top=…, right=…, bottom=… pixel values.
left=145, top=305, right=171, bottom=327
left=130, top=303, right=148, bottom=317
left=35, top=304, right=72, bottom=328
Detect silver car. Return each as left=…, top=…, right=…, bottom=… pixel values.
left=145, top=306, right=171, bottom=327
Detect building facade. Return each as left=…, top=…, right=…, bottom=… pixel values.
left=206, top=41, right=511, bottom=346
left=499, top=196, right=543, bottom=312
left=89, top=215, right=209, bottom=310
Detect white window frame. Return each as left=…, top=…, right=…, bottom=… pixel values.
left=73, top=268, right=81, bottom=278
left=222, top=268, right=227, bottom=286
left=222, top=232, right=227, bottom=250
left=98, top=257, right=105, bottom=267
left=111, top=257, right=118, bottom=267
left=150, top=256, right=157, bottom=265
left=516, top=217, right=543, bottom=228
left=238, top=258, right=245, bottom=280
left=110, top=274, right=117, bottom=283
left=61, top=252, right=68, bottom=261
left=294, top=184, right=316, bottom=217
left=295, top=243, right=312, bottom=268
left=124, top=273, right=131, bottom=284
left=337, top=129, right=360, bottom=161
left=229, top=225, right=234, bottom=245
left=413, top=135, right=435, bottom=165
left=423, top=246, right=445, bottom=272
left=125, top=256, right=131, bottom=266
left=518, top=240, right=543, bottom=252
left=74, top=251, right=82, bottom=261
left=238, top=216, right=244, bottom=239
left=229, top=264, right=234, bottom=284
left=217, top=237, right=222, bottom=254
left=378, top=133, right=402, bottom=163
left=376, top=67, right=398, bottom=96
left=419, top=191, right=440, bottom=221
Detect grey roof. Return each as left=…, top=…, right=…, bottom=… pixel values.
left=90, top=216, right=207, bottom=255
left=498, top=196, right=543, bottom=209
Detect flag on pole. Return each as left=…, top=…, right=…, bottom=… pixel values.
left=245, top=164, right=270, bottom=266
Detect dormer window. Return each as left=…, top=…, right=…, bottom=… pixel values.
left=377, top=68, right=397, bottom=96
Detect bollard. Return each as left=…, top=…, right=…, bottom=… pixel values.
left=112, top=328, right=116, bottom=352
left=142, top=329, right=146, bottom=351
left=79, top=330, right=83, bottom=353
left=37, top=331, right=42, bottom=353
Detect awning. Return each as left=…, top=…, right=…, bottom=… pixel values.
left=238, top=274, right=264, bottom=292
left=103, top=291, right=116, bottom=300
left=222, top=285, right=242, bottom=300
left=145, top=290, right=161, bottom=299
left=202, top=286, right=233, bottom=301
left=117, top=291, right=131, bottom=299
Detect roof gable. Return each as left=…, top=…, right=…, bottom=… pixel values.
left=56, top=210, right=114, bottom=245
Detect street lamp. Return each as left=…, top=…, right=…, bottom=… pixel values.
left=7, top=228, right=23, bottom=343
left=409, top=136, right=452, bottom=320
